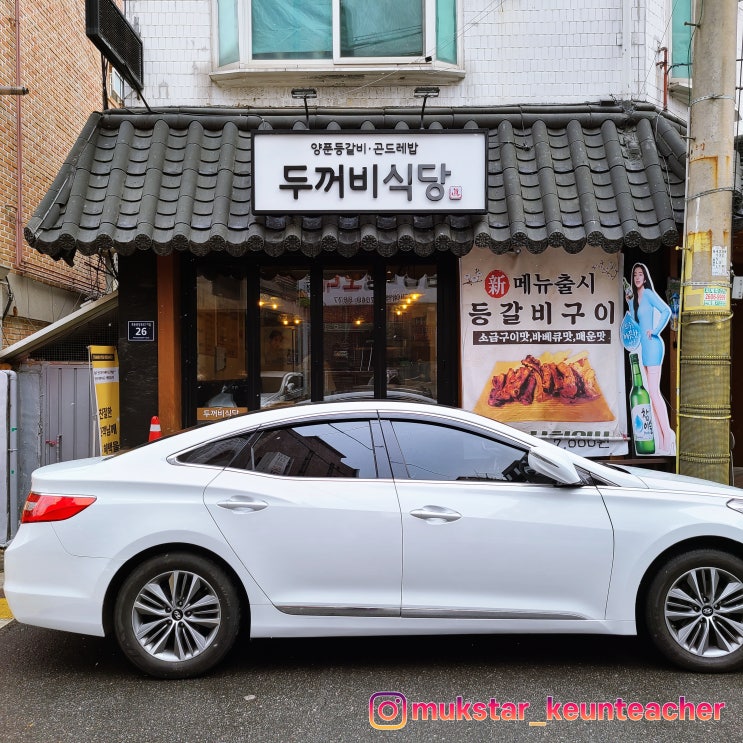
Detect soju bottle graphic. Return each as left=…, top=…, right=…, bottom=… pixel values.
left=623, top=276, right=633, bottom=304
left=629, top=353, right=655, bottom=455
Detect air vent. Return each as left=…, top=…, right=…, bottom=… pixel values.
left=86, top=0, right=144, bottom=93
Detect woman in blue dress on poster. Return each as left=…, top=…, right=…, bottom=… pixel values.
left=631, top=262, right=674, bottom=453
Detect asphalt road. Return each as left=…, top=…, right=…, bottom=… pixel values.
left=0, top=621, right=741, bottom=743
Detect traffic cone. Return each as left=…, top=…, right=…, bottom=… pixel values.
left=148, top=415, right=162, bottom=441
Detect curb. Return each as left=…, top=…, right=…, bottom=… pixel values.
left=0, top=548, right=12, bottom=622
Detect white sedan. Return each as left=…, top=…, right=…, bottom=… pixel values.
left=6, top=401, right=743, bottom=679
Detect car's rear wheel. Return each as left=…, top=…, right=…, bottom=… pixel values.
left=114, top=552, right=241, bottom=679
left=645, top=549, right=743, bottom=672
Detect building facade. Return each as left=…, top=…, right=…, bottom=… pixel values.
left=21, top=0, right=743, bottom=470
left=0, top=0, right=116, bottom=350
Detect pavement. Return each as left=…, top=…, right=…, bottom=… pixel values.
left=0, top=548, right=12, bottom=627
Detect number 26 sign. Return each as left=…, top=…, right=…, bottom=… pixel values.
left=128, top=320, right=155, bottom=342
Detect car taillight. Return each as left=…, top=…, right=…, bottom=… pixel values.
left=21, top=493, right=96, bottom=523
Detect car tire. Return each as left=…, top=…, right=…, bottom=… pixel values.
left=645, top=549, right=743, bottom=672
left=114, top=551, right=241, bottom=679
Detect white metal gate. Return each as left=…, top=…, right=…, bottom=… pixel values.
left=2, top=363, right=97, bottom=544
left=42, top=364, right=97, bottom=466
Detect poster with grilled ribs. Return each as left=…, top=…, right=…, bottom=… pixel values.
left=460, top=250, right=629, bottom=457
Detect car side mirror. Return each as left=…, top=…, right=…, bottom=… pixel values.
left=527, top=446, right=583, bottom=486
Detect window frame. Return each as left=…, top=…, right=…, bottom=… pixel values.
left=212, top=0, right=462, bottom=73
left=181, top=253, right=460, bottom=427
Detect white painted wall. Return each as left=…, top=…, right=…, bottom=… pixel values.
left=122, top=0, right=733, bottom=122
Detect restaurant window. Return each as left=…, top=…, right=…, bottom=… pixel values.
left=216, top=0, right=458, bottom=66
left=259, top=267, right=311, bottom=408
left=322, top=265, right=437, bottom=402
left=186, top=258, right=451, bottom=425
left=386, top=266, right=437, bottom=402
left=194, top=269, right=248, bottom=422
left=323, top=267, right=374, bottom=399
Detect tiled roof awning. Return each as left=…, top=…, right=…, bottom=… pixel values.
left=25, top=103, right=689, bottom=262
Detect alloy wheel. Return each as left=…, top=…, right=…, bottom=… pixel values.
left=664, top=566, right=743, bottom=658
left=131, top=569, right=222, bottom=662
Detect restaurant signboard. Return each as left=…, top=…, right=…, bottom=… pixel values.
left=252, top=130, right=487, bottom=214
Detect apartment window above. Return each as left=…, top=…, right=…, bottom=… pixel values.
left=213, top=0, right=462, bottom=85
left=669, top=0, right=691, bottom=101
left=671, top=0, right=691, bottom=77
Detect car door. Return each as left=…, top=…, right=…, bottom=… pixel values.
left=203, top=416, right=403, bottom=616
left=382, top=417, right=614, bottom=621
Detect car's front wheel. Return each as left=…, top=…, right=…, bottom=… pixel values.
left=114, top=552, right=241, bottom=679
left=645, top=549, right=743, bottom=672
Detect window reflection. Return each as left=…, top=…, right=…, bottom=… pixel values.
left=390, top=421, right=530, bottom=482
left=240, top=421, right=377, bottom=478
left=322, top=269, right=374, bottom=398
left=260, top=268, right=311, bottom=408
left=386, top=267, right=437, bottom=401
left=192, top=262, right=442, bottom=420
left=321, top=267, right=437, bottom=401
left=340, top=0, right=422, bottom=57
left=177, top=434, right=254, bottom=468
left=195, top=271, right=248, bottom=420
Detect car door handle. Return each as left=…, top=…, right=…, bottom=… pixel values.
left=216, top=496, right=268, bottom=513
left=410, top=506, right=461, bottom=523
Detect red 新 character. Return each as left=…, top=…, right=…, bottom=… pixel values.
left=485, top=269, right=510, bottom=299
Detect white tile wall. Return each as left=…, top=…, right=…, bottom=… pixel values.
left=123, top=0, right=736, bottom=119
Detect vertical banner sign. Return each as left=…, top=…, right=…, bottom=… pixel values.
left=461, top=251, right=628, bottom=457
left=89, top=346, right=121, bottom=455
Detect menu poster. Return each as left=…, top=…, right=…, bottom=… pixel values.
left=460, top=250, right=628, bottom=457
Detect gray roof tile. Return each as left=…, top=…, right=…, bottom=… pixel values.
left=25, top=103, right=692, bottom=262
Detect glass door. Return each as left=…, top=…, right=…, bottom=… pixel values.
left=259, top=267, right=311, bottom=408
left=194, top=268, right=249, bottom=421
left=322, top=268, right=375, bottom=399
left=321, top=264, right=438, bottom=402
left=385, top=265, right=437, bottom=402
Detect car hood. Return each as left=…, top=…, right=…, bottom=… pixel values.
left=617, top=465, right=742, bottom=497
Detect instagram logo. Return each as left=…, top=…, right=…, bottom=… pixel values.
left=369, top=692, right=408, bottom=730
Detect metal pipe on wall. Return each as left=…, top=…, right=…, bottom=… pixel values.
left=14, top=0, right=24, bottom=270
left=0, top=370, right=19, bottom=546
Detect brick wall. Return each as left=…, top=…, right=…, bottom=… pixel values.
left=0, top=0, right=113, bottom=348
left=2, top=314, right=46, bottom=346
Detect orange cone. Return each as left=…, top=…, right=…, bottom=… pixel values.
left=148, top=415, right=162, bottom=441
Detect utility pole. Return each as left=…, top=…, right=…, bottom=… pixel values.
left=678, top=0, right=737, bottom=483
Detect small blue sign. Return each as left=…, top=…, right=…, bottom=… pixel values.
left=128, top=320, right=155, bottom=342
left=620, top=311, right=640, bottom=352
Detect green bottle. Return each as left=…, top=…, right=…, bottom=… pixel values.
left=629, top=353, right=655, bottom=455
left=623, top=276, right=633, bottom=304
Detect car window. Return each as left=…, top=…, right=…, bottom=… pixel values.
left=389, top=420, right=535, bottom=482
left=233, top=420, right=378, bottom=478
left=175, top=433, right=254, bottom=468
